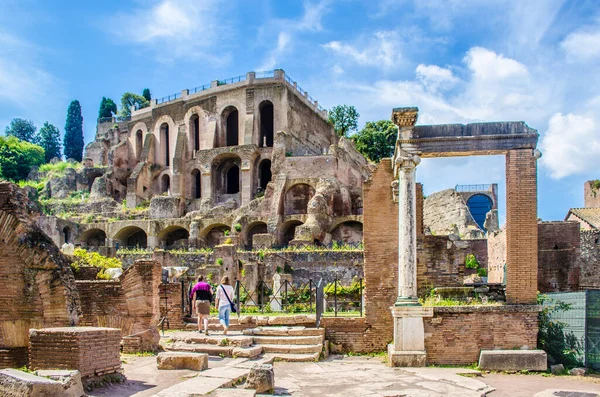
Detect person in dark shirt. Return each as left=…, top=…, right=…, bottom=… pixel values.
left=190, top=276, right=212, bottom=335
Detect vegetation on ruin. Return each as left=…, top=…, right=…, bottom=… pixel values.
left=37, top=122, right=62, bottom=162
left=420, top=296, right=502, bottom=306
left=234, top=223, right=242, bottom=232
left=63, top=100, right=84, bottom=162
left=72, top=248, right=123, bottom=279
left=351, top=120, right=398, bottom=163
left=246, top=242, right=364, bottom=256
left=465, top=253, right=479, bottom=269
left=216, top=257, right=224, bottom=266
left=98, top=97, right=118, bottom=119
left=119, top=92, right=150, bottom=117
left=39, top=160, right=83, bottom=176
left=328, top=105, right=359, bottom=137
left=537, top=293, right=583, bottom=368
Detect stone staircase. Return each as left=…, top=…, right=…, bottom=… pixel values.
left=162, top=326, right=325, bottom=362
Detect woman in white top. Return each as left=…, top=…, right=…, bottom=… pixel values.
left=215, top=276, right=235, bottom=335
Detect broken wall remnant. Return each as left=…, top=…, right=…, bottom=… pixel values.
left=0, top=182, right=81, bottom=367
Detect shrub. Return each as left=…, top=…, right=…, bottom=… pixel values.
left=477, top=268, right=487, bottom=277
left=72, top=248, right=122, bottom=279
left=224, top=238, right=233, bottom=244
left=223, top=230, right=230, bottom=236
left=465, top=254, right=479, bottom=269
left=234, top=223, right=242, bottom=232
left=216, top=257, right=224, bottom=266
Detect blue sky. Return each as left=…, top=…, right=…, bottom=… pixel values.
left=1, top=0, right=600, bottom=222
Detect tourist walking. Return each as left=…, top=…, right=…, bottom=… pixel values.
left=215, top=276, right=235, bottom=335
left=190, top=275, right=212, bottom=335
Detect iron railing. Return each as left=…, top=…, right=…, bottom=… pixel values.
left=97, top=115, right=132, bottom=124
left=191, top=84, right=211, bottom=94
left=156, top=92, right=182, bottom=105
left=455, top=184, right=493, bottom=192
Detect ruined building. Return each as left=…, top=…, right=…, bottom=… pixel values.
left=40, top=70, right=369, bottom=251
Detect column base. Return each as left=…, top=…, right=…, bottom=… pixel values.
left=387, top=344, right=427, bottom=367
left=394, top=296, right=420, bottom=306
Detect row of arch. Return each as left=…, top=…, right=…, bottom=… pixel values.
left=79, top=220, right=363, bottom=250
left=132, top=100, right=275, bottom=166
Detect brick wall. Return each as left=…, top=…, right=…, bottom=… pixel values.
left=424, top=306, right=539, bottom=365
left=538, top=221, right=580, bottom=292
left=584, top=181, right=600, bottom=208
left=487, top=229, right=506, bottom=284
left=321, top=317, right=370, bottom=352
left=76, top=280, right=132, bottom=333
left=29, top=327, right=121, bottom=378
left=505, top=150, right=538, bottom=304
left=159, top=283, right=185, bottom=330
left=362, top=159, right=398, bottom=351
left=0, top=347, right=28, bottom=368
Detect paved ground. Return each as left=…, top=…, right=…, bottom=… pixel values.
left=90, top=354, right=600, bottom=397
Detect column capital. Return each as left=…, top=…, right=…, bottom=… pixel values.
left=395, top=152, right=421, bottom=170
left=392, top=107, right=419, bottom=128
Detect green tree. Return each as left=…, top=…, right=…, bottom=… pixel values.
left=98, top=97, right=117, bottom=119
left=0, top=136, right=45, bottom=181
left=142, top=88, right=152, bottom=102
left=37, top=122, right=62, bottom=162
left=63, top=100, right=84, bottom=162
left=328, top=105, right=359, bottom=137
left=5, top=118, right=37, bottom=143
left=120, top=93, right=149, bottom=118
left=351, top=120, right=398, bottom=163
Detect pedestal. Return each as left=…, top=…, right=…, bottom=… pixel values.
left=388, top=306, right=433, bottom=367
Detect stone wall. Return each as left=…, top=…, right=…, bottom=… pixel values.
left=487, top=229, right=506, bottom=284
left=537, top=221, right=580, bottom=292
left=584, top=180, right=600, bottom=208
left=580, top=230, right=600, bottom=289
left=29, top=327, right=121, bottom=378
left=423, top=306, right=539, bottom=365
left=423, top=188, right=483, bottom=238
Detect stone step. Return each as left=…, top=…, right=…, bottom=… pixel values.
left=259, top=343, right=323, bottom=354
left=244, top=326, right=325, bottom=337
left=164, top=343, right=262, bottom=359
left=252, top=335, right=323, bottom=345
left=168, top=333, right=253, bottom=347
left=265, top=352, right=321, bottom=362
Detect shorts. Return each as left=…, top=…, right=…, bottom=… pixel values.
left=195, top=300, right=210, bottom=316
left=218, top=305, right=231, bottom=327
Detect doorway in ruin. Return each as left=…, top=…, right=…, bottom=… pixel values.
left=258, top=159, right=272, bottom=191
left=81, top=228, right=107, bottom=249
left=136, top=130, right=143, bottom=161
left=114, top=226, right=148, bottom=248
left=284, top=184, right=315, bottom=215
left=246, top=222, right=268, bottom=250
left=161, top=174, right=170, bottom=194
left=212, top=154, right=242, bottom=205
left=259, top=101, right=274, bottom=147
left=202, top=224, right=231, bottom=248
left=191, top=169, right=201, bottom=199
left=159, top=226, right=190, bottom=249
left=280, top=221, right=303, bottom=246
left=221, top=106, right=239, bottom=147
left=63, top=227, right=72, bottom=244
left=160, top=123, right=170, bottom=166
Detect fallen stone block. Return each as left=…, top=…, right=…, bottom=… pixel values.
left=233, top=345, right=262, bottom=358
left=157, top=352, right=208, bottom=371
left=550, top=364, right=565, bottom=375
left=569, top=367, right=586, bottom=376
left=36, top=370, right=84, bottom=397
left=0, top=368, right=65, bottom=397
left=244, top=363, right=274, bottom=394
left=479, top=350, right=547, bottom=371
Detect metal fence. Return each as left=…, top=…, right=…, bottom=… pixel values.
left=183, top=278, right=364, bottom=324
left=546, top=290, right=600, bottom=369
left=455, top=184, right=493, bottom=192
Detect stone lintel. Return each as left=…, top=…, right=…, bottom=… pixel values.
left=391, top=306, right=434, bottom=318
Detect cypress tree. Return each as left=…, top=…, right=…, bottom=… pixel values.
left=98, top=97, right=117, bottom=119
left=142, top=88, right=152, bottom=102
left=63, top=100, right=84, bottom=161
left=37, top=122, right=62, bottom=162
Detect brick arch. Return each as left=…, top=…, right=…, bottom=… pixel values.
left=157, top=225, right=190, bottom=248
left=184, top=106, right=210, bottom=153
left=199, top=222, right=231, bottom=248
left=329, top=220, right=363, bottom=245
left=329, top=215, right=363, bottom=232
left=79, top=227, right=108, bottom=248
left=244, top=220, right=269, bottom=249
left=277, top=219, right=304, bottom=246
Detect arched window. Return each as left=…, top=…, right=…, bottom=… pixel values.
left=258, top=160, right=272, bottom=190
left=161, top=174, right=170, bottom=194
left=259, top=101, right=274, bottom=147
left=191, top=169, right=201, bottom=199
left=191, top=114, right=200, bottom=152
left=226, top=165, right=240, bottom=194
left=226, top=108, right=238, bottom=146
left=160, top=123, right=170, bottom=166
left=467, top=194, right=493, bottom=230
left=136, top=130, right=143, bottom=160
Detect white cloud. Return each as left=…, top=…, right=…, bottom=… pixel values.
left=561, top=29, right=600, bottom=60
left=464, top=47, right=528, bottom=81
left=322, top=31, right=403, bottom=69
left=540, top=112, right=600, bottom=179
left=259, top=32, right=292, bottom=71
left=106, top=0, right=228, bottom=63
left=415, top=64, right=458, bottom=93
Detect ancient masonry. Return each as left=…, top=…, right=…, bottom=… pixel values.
left=38, top=70, right=369, bottom=253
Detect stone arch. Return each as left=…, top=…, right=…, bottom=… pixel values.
left=279, top=220, right=303, bottom=246
left=153, top=115, right=176, bottom=167
left=220, top=106, right=239, bottom=147
left=330, top=221, right=363, bottom=244
left=113, top=226, right=148, bottom=248
left=466, top=194, right=494, bottom=231
left=259, top=100, right=274, bottom=148
left=199, top=223, right=231, bottom=248
left=158, top=225, right=190, bottom=248
left=284, top=183, right=315, bottom=215
left=212, top=154, right=242, bottom=205
left=185, top=106, right=208, bottom=154
left=129, top=122, right=148, bottom=161
left=191, top=168, right=202, bottom=199
left=160, top=173, right=170, bottom=194
left=245, top=221, right=268, bottom=250
left=79, top=228, right=107, bottom=248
